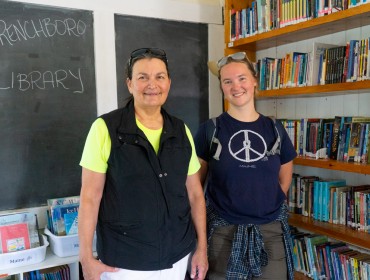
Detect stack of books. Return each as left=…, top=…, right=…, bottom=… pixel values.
left=46, top=196, right=80, bottom=236
left=291, top=227, right=370, bottom=279
left=289, top=175, right=370, bottom=232
left=0, top=212, right=40, bottom=254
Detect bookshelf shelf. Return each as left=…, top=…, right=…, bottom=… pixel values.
left=293, top=157, right=370, bottom=175
left=257, top=80, right=370, bottom=99
left=0, top=248, right=79, bottom=278
left=226, top=3, right=370, bottom=52
left=289, top=213, right=370, bottom=249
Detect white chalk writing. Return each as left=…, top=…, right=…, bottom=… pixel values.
left=0, top=17, right=87, bottom=46
left=0, top=68, right=84, bottom=93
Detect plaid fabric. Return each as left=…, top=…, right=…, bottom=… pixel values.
left=207, top=201, right=294, bottom=280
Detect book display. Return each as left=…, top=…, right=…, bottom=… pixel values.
left=0, top=197, right=83, bottom=279
left=224, top=0, right=370, bottom=278
left=0, top=206, right=79, bottom=280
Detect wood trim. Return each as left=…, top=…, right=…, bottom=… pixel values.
left=256, top=80, right=370, bottom=99
left=293, top=157, right=370, bottom=175
left=289, top=213, right=370, bottom=249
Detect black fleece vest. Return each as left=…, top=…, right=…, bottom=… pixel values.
left=97, top=101, right=196, bottom=270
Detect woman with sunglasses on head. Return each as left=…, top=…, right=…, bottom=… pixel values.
left=78, top=48, right=208, bottom=280
left=194, top=52, right=297, bottom=280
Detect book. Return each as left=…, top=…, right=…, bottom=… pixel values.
left=361, top=123, right=370, bottom=163
left=343, top=118, right=353, bottom=162
left=338, top=187, right=351, bottom=225
left=355, top=123, right=366, bottom=162
left=64, top=210, right=78, bottom=235
left=321, top=118, right=335, bottom=158
left=289, top=173, right=299, bottom=213
left=354, top=187, right=370, bottom=230
left=337, top=116, right=352, bottom=161
left=51, top=203, right=79, bottom=236
left=320, top=179, right=347, bottom=222
left=346, top=40, right=359, bottom=82
left=300, top=176, right=319, bottom=217
left=0, top=212, right=40, bottom=248
left=299, top=234, right=312, bottom=276
left=326, top=242, right=348, bottom=279
left=304, top=234, right=328, bottom=279
left=47, top=196, right=80, bottom=235
left=330, top=246, right=351, bottom=280
left=358, top=190, right=370, bottom=231
left=347, top=185, right=370, bottom=229
left=0, top=223, right=31, bottom=253
left=313, top=180, right=322, bottom=220
left=347, top=121, right=363, bottom=162
left=293, top=232, right=311, bottom=274
left=333, top=186, right=351, bottom=224
left=351, top=253, right=370, bottom=280
left=305, top=118, right=322, bottom=156
left=47, top=195, right=80, bottom=207
left=256, top=0, right=266, bottom=33
left=309, top=42, right=339, bottom=86
left=315, top=242, right=331, bottom=279
left=330, top=116, right=342, bottom=160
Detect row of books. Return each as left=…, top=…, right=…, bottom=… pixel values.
left=289, top=175, right=370, bottom=232
left=229, top=0, right=369, bottom=41
left=291, top=227, right=370, bottom=280
left=281, top=116, right=370, bottom=163
left=0, top=212, right=40, bottom=254
left=257, top=38, right=370, bottom=91
left=46, top=196, right=80, bottom=236
left=24, top=265, right=71, bottom=280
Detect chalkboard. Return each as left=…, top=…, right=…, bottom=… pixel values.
left=0, top=1, right=97, bottom=210
left=115, top=15, right=209, bottom=134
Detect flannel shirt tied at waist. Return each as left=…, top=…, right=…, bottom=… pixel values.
left=206, top=201, right=294, bottom=280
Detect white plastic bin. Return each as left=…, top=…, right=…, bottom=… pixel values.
left=44, top=228, right=96, bottom=257
left=0, top=235, right=48, bottom=270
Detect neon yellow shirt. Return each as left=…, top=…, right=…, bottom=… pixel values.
left=80, top=117, right=200, bottom=175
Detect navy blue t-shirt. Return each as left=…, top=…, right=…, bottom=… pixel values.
left=194, top=113, right=297, bottom=225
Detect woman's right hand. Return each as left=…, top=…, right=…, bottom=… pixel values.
left=80, top=256, right=118, bottom=280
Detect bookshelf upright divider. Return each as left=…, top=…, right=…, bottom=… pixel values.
left=224, top=1, right=370, bottom=279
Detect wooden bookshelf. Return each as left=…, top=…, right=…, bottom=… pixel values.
left=226, top=3, right=370, bottom=52
left=224, top=1, right=370, bottom=278
left=293, top=157, right=370, bottom=175
left=289, top=213, right=370, bottom=249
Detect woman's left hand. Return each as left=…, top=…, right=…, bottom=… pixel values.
left=190, top=248, right=208, bottom=279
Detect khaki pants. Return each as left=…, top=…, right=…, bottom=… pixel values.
left=207, top=222, right=288, bottom=280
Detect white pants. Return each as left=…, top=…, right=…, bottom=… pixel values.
left=100, top=253, right=190, bottom=280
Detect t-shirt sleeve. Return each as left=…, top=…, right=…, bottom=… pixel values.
left=80, top=118, right=111, bottom=173
left=194, top=121, right=211, bottom=162
left=276, top=120, right=297, bottom=164
left=185, top=125, right=201, bottom=176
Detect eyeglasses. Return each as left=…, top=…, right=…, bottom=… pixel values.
left=129, top=48, right=167, bottom=66
left=217, top=52, right=247, bottom=68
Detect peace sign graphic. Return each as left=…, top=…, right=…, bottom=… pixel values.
left=228, top=130, right=267, bottom=163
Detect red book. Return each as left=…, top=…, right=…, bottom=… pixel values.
left=0, top=223, right=30, bottom=253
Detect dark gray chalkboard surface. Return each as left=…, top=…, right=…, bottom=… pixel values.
left=115, top=15, right=209, bottom=134
left=0, top=1, right=96, bottom=210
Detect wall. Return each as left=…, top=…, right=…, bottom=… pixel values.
left=208, top=24, right=225, bottom=118
left=0, top=0, right=224, bottom=213
left=7, top=0, right=224, bottom=116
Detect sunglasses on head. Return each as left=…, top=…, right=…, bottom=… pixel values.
left=217, top=52, right=248, bottom=68
left=129, top=48, right=167, bottom=66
